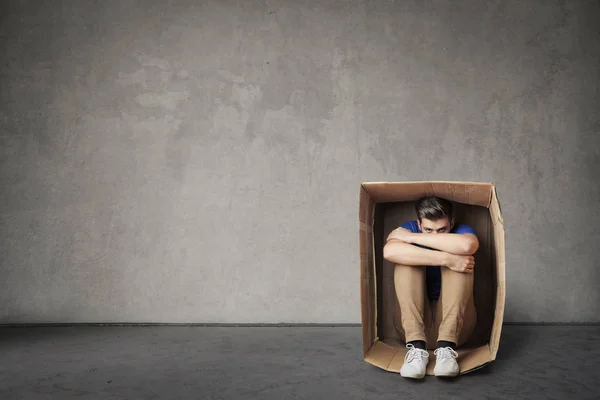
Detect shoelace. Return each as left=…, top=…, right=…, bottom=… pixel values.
left=405, top=344, right=429, bottom=363
left=434, top=347, right=458, bottom=361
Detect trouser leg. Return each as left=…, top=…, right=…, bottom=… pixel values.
left=393, top=264, right=432, bottom=343
left=434, top=266, right=477, bottom=346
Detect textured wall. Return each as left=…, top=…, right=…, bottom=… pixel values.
left=1, top=0, right=598, bottom=323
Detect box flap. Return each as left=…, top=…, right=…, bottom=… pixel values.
left=489, top=185, right=506, bottom=359
left=369, top=341, right=492, bottom=375
left=457, top=345, right=492, bottom=374
left=361, top=181, right=493, bottom=207
left=364, top=340, right=398, bottom=370
left=359, top=185, right=377, bottom=355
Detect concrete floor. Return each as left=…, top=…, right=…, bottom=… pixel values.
left=0, top=325, right=599, bottom=399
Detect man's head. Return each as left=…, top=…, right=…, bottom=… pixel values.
left=415, top=196, right=454, bottom=234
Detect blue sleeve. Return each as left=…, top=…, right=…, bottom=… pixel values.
left=454, top=224, right=476, bottom=235
left=400, top=220, right=420, bottom=233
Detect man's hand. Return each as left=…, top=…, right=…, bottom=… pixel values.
left=386, top=227, right=413, bottom=243
left=445, top=253, right=475, bottom=274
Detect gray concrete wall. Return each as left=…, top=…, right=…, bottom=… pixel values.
left=1, top=0, right=598, bottom=323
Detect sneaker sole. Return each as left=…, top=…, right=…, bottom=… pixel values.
left=400, top=371, right=426, bottom=379
left=434, top=371, right=459, bottom=377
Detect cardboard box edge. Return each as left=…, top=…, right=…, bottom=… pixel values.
left=358, top=181, right=505, bottom=370
left=489, top=184, right=506, bottom=360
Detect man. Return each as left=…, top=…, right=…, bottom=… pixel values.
left=383, top=195, right=478, bottom=379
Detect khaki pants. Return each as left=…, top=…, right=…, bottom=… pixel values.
left=393, top=264, right=477, bottom=350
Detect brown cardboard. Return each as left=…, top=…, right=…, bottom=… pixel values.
left=359, top=181, right=506, bottom=375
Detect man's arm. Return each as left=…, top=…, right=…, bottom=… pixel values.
left=387, top=228, right=479, bottom=255
left=407, top=233, right=478, bottom=255
left=383, top=240, right=451, bottom=266
left=383, top=240, right=475, bottom=273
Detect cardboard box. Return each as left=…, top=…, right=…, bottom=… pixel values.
left=359, top=181, right=505, bottom=375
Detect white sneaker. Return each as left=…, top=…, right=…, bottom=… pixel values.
left=400, top=344, right=429, bottom=379
left=433, top=347, right=460, bottom=377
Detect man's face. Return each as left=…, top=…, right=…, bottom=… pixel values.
left=418, top=217, right=454, bottom=234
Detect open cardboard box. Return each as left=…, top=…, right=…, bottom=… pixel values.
left=359, top=181, right=505, bottom=375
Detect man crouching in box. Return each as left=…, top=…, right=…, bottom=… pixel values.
left=383, top=196, right=479, bottom=379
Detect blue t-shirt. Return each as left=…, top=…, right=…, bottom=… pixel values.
left=399, top=220, right=476, bottom=301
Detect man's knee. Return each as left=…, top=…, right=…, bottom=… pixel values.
left=394, top=263, right=425, bottom=274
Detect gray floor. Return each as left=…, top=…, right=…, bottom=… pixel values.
left=0, top=325, right=599, bottom=399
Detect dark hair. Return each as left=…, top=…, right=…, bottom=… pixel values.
left=415, top=196, right=453, bottom=222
